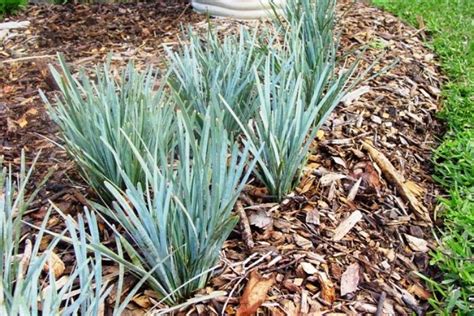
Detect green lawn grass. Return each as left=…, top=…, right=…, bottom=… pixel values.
left=0, top=0, right=27, bottom=17
left=372, top=0, right=473, bottom=314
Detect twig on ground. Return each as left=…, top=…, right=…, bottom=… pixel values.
left=236, top=200, right=254, bottom=250
left=1, top=55, right=55, bottom=64
left=362, top=141, right=432, bottom=224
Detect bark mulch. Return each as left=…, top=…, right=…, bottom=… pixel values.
left=0, top=0, right=444, bottom=314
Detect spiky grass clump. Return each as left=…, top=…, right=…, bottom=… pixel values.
left=42, top=55, right=175, bottom=201
left=276, top=0, right=347, bottom=100
left=0, top=155, right=80, bottom=315
left=227, top=0, right=359, bottom=199
left=226, top=54, right=350, bottom=200
left=0, top=155, right=135, bottom=315
left=62, top=208, right=147, bottom=315
left=167, top=28, right=263, bottom=136
left=0, top=154, right=57, bottom=315
left=94, top=110, right=257, bottom=305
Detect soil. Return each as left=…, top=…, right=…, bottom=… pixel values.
left=0, top=0, right=445, bottom=314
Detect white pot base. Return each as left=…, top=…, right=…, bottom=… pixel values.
left=191, top=0, right=285, bottom=19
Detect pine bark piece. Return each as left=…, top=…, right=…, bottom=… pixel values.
left=333, top=210, right=363, bottom=241
left=317, top=272, right=336, bottom=304
left=375, top=292, right=387, bottom=316
left=362, top=141, right=432, bottom=223
left=347, top=177, right=362, bottom=201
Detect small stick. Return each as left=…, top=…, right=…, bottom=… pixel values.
left=236, top=200, right=254, bottom=250
left=375, top=291, right=386, bottom=316
left=240, top=193, right=254, bottom=206
left=362, top=141, right=431, bottom=223
left=1, top=55, right=55, bottom=64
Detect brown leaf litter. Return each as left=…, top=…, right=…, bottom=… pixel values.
left=1, top=0, right=444, bottom=314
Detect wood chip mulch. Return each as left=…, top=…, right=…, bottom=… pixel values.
left=0, top=0, right=445, bottom=315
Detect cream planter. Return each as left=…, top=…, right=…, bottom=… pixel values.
left=191, top=0, right=286, bottom=19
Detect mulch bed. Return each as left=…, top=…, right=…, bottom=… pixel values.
left=1, top=0, right=445, bottom=314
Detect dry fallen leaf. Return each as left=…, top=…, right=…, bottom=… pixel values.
left=16, top=108, right=38, bottom=129
left=16, top=116, right=28, bottom=128
left=320, top=173, right=346, bottom=187
left=43, top=251, right=65, bottom=278
left=405, top=234, right=429, bottom=252
left=237, top=270, right=275, bottom=316
left=340, top=263, right=360, bottom=296
left=248, top=209, right=273, bottom=229
left=298, top=176, right=316, bottom=194
left=333, top=210, right=363, bottom=241
left=25, top=108, right=38, bottom=116
left=316, top=130, right=325, bottom=140
left=132, top=294, right=152, bottom=309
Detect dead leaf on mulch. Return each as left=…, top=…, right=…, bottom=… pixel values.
left=340, top=263, right=360, bottom=296
left=237, top=270, right=275, bottom=316
left=132, top=294, right=152, bottom=309
left=320, top=173, right=346, bottom=187
left=405, top=234, right=429, bottom=252
left=43, top=251, right=65, bottom=278
left=332, top=210, right=363, bottom=241
left=248, top=209, right=273, bottom=229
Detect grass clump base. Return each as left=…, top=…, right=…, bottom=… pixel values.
left=93, top=111, right=257, bottom=306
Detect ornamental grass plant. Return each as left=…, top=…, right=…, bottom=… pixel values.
left=0, top=154, right=129, bottom=315
left=0, top=154, right=63, bottom=315
left=93, top=110, right=258, bottom=305
left=167, top=28, right=264, bottom=136
left=39, top=0, right=368, bottom=307
left=225, top=0, right=360, bottom=199
left=42, top=55, right=175, bottom=202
